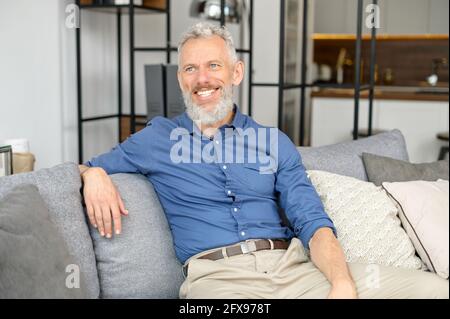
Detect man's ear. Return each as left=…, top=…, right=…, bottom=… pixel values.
left=232, top=60, right=245, bottom=86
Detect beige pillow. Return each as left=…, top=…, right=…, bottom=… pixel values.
left=307, top=170, right=422, bottom=270
left=382, top=180, right=449, bottom=279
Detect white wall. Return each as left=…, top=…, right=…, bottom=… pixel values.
left=311, top=97, right=449, bottom=163
left=0, top=0, right=65, bottom=170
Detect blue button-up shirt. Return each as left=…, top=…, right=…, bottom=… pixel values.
left=86, top=106, right=335, bottom=263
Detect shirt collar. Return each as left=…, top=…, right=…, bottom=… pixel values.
left=178, top=105, right=246, bottom=136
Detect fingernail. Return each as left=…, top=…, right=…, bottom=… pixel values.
left=106, top=233, right=111, bottom=239
left=100, top=231, right=105, bottom=237
left=116, top=230, right=121, bottom=235
left=94, top=224, right=98, bottom=228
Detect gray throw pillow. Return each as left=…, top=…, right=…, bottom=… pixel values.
left=0, top=163, right=99, bottom=298
left=90, top=173, right=184, bottom=299
left=298, top=129, right=409, bottom=181
left=0, top=184, right=88, bottom=298
left=362, top=153, right=449, bottom=186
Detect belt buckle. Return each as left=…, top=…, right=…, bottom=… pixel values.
left=240, top=241, right=257, bottom=254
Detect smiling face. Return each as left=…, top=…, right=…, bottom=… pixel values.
left=178, top=35, right=244, bottom=125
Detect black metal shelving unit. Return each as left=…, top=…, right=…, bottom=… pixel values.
left=76, top=0, right=377, bottom=162
left=76, top=0, right=254, bottom=164
left=76, top=0, right=171, bottom=163
left=252, top=0, right=378, bottom=145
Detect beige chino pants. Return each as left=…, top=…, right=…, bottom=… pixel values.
left=179, top=238, right=449, bottom=299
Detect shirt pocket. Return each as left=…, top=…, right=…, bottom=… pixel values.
left=236, top=162, right=276, bottom=195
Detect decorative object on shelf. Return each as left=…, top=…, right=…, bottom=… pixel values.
left=382, top=68, right=395, bottom=85
left=336, top=48, right=354, bottom=84
left=427, top=58, right=448, bottom=87
left=101, top=0, right=143, bottom=5
left=190, top=0, right=242, bottom=23
left=2, top=138, right=29, bottom=154
left=1, top=139, right=35, bottom=174
left=0, top=145, right=13, bottom=177
left=12, top=153, right=36, bottom=174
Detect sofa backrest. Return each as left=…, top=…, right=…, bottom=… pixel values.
left=298, top=129, right=409, bottom=181
left=90, top=173, right=184, bottom=299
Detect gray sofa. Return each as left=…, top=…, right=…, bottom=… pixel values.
left=0, top=129, right=410, bottom=299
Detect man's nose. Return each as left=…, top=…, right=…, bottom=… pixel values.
left=196, top=67, right=211, bottom=85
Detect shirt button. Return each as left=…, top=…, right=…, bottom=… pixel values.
left=215, top=140, right=220, bottom=145
left=227, top=190, right=232, bottom=195
left=233, top=208, right=238, bottom=212
left=240, top=231, right=246, bottom=237
left=223, top=165, right=227, bottom=170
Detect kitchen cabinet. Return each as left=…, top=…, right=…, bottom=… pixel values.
left=311, top=97, right=449, bottom=163
left=314, top=0, right=449, bottom=35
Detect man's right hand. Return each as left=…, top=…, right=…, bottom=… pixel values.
left=79, top=165, right=128, bottom=238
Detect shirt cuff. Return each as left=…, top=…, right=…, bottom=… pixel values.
left=298, top=219, right=337, bottom=250
left=83, top=161, right=92, bottom=167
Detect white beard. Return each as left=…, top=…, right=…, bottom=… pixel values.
left=183, top=86, right=234, bottom=126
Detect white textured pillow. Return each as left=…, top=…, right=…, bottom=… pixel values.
left=382, top=180, right=449, bottom=279
left=307, top=170, right=422, bottom=270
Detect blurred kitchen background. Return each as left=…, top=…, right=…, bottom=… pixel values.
left=0, top=0, right=448, bottom=171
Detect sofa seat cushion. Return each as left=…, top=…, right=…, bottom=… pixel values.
left=0, top=163, right=99, bottom=298
left=90, top=173, right=184, bottom=299
left=298, top=129, right=409, bottom=181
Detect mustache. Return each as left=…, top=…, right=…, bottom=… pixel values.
left=191, top=86, right=221, bottom=93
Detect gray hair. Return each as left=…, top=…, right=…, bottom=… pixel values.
left=177, top=22, right=238, bottom=67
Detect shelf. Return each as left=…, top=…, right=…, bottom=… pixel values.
left=81, top=114, right=120, bottom=122
left=80, top=4, right=166, bottom=14
left=311, top=87, right=449, bottom=102
left=312, top=33, right=449, bottom=41
left=134, top=46, right=177, bottom=52
left=252, top=82, right=371, bottom=91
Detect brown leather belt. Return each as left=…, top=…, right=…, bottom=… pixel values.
left=198, top=239, right=290, bottom=261
left=182, top=239, right=290, bottom=277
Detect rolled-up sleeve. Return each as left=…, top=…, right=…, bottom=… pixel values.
left=274, top=132, right=336, bottom=249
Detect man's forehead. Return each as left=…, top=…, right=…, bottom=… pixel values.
left=180, top=36, right=228, bottom=57
left=182, top=35, right=227, bottom=47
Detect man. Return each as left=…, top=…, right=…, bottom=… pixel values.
left=79, top=23, right=448, bottom=299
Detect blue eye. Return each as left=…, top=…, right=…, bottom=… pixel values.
left=210, top=63, right=220, bottom=69
left=185, top=66, right=195, bottom=73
